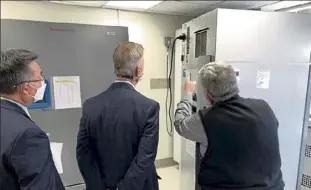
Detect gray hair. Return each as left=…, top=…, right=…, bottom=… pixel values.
left=113, top=42, right=144, bottom=76
left=198, top=61, right=239, bottom=103
left=0, top=49, right=37, bottom=94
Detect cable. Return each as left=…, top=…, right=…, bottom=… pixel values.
left=165, top=34, right=186, bottom=137
left=165, top=49, right=172, bottom=136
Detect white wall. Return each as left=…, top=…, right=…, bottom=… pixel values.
left=1, top=1, right=192, bottom=160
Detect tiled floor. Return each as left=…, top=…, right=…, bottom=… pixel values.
left=158, top=166, right=180, bottom=190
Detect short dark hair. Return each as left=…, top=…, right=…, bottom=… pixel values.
left=0, top=49, right=38, bottom=94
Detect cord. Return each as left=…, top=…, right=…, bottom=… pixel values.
left=165, top=49, right=172, bottom=136
left=165, top=34, right=186, bottom=137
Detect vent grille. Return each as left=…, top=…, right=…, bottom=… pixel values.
left=186, top=27, right=190, bottom=55
left=302, top=174, right=311, bottom=189
left=306, top=144, right=311, bottom=158
left=195, top=30, right=207, bottom=58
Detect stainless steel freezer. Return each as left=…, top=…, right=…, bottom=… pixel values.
left=178, top=9, right=311, bottom=190
left=301, top=120, right=311, bottom=190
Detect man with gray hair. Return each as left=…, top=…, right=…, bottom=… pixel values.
left=174, top=61, right=284, bottom=190
left=77, top=42, right=160, bottom=190
left=0, top=49, right=65, bottom=190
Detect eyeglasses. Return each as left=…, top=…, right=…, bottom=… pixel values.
left=13, top=75, right=45, bottom=88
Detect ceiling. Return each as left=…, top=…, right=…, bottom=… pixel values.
left=50, top=1, right=311, bottom=17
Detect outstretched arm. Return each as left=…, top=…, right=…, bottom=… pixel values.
left=174, top=93, right=206, bottom=143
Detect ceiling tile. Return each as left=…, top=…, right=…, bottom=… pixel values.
left=50, top=1, right=108, bottom=7
left=261, top=1, right=310, bottom=11
left=215, top=1, right=279, bottom=9
left=105, top=1, right=162, bottom=9
left=182, top=1, right=223, bottom=5
left=149, top=1, right=216, bottom=15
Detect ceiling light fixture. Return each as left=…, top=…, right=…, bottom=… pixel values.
left=261, top=1, right=311, bottom=11
left=105, top=1, right=162, bottom=9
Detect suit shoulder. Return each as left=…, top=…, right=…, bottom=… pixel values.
left=135, top=92, right=159, bottom=106
left=82, top=91, right=106, bottom=108
left=1, top=107, right=41, bottom=131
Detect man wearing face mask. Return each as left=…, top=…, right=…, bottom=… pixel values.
left=0, top=49, right=65, bottom=190
left=174, top=61, right=284, bottom=190
left=76, top=42, right=160, bottom=190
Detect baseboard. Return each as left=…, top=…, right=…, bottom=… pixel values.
left=155, top=157, right=178, bottom=169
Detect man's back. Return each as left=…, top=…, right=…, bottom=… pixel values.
left=0, top=99, right=65, bottom=190
left=77, top=82, right=160, bottom=190
left=198, top=96, right=284, bottom=190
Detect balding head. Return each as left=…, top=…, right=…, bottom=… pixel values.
left=113, top=42, right=144, bottom=79
left=198, top=61, right=239, bottom=103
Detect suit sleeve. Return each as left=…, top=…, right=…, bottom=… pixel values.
left=76, top=112, right=105, bottom=190
left=10, top=128, right=65, bottom=190
left=118, top=102, right=160, bottom=190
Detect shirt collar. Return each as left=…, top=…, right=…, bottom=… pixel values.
left=114, top=80, right=136, bottom=90
left=0, top=97, right=31, bottom=117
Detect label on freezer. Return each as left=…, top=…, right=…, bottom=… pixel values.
left=256, top=70, right=270, bottom=89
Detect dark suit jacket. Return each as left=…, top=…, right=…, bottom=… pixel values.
left=76, top=82, right=160, bottom=190
left=0, top=99, right=65, bottom=190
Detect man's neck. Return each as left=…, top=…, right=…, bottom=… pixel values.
left=0, top=94, right=25, bottom=106
left=116, top=77, right=137, bottom=86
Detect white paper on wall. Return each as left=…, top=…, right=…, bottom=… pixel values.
left=52, top=76, right=82, bottom=109
left=256, top=70, right=270, bottom=89
left=50, top=142, right=63, bottom=174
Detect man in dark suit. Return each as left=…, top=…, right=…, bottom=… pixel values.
left=76, top=42, right=160, bottom=190
left=0, top=49, right=65, bottom=190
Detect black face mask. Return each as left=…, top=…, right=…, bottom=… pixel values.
left=116, top=74, right=143, bottom=84
left=135, top=74, right=143, bottom=84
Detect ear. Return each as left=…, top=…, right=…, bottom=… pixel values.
left=204, top=93, right=212, bottom=104
left=204, top=93, right=209, bottom=101
left=19, top=83, right=29, bottom=95
left=137, top=64, right=144, bottom=77
left=135, top=66, right=140, bottom=77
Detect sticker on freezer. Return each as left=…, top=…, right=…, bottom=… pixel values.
left=256, top=70, right=270, bottom=89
